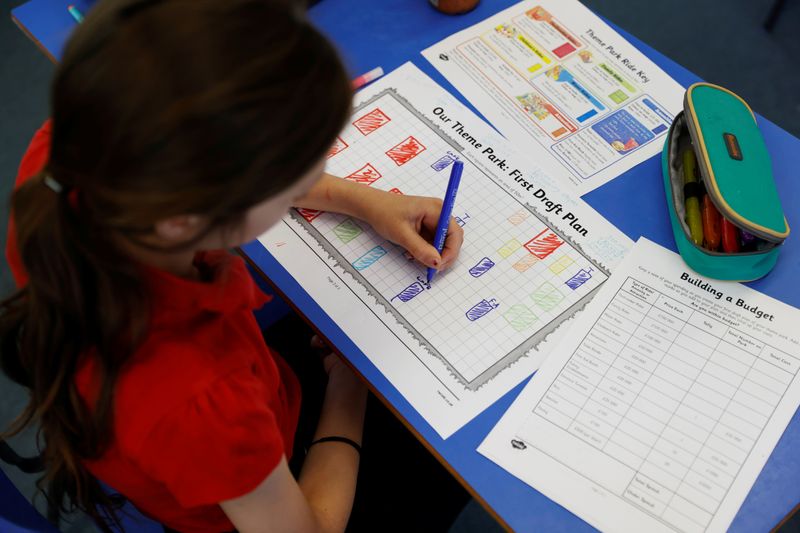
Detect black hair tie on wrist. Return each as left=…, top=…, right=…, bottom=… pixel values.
left=307, top=436, right=362, bottom=455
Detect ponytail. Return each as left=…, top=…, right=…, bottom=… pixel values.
left=1, top=0, right=352, bottom=530
left=1, top=171, right=148, bottom=531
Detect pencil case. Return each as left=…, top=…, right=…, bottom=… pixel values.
left=662, top=82, right=789, bottom=280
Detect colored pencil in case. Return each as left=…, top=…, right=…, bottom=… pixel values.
left=740, top=229, right=758, bottom=249
left=701, top=195, right=721, bottom=251
left=721, top=218, right=740, bottom=253
left=682, top=150, right=704, bottom=246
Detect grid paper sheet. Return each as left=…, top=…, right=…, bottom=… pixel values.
left=296, top=89, right=605, bottom=390
left=260, top=63, right=632, bottom=437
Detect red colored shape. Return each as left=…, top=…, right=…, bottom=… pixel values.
left=623, top=138, right=639, bottom=151
left=296, top=208, right=323, bottom=222
left=352, top=108, right=391, bottom=136
left=388, top=187, right=403, bottom=195
left=524, top=229, right=564, bottom=259
left=385, top=136, right=426, bottom=166
left=543, top=102, right=577, bottom=134
left=326, top=136, right=349, bottom=159
left=552, top=42, right=576, bottom=58
left=345, top=163, right=382, bottom=185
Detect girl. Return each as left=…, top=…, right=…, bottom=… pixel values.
left=1, top=1, right=463, bottom=532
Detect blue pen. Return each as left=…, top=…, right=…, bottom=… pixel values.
left=427, top=160, right=463, bottom=284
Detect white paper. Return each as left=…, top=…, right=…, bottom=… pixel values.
left=258, top=63, right=631, bottom=438
left=422, top=0, right=685, bottom=195
left=479, top=238, right=800, bottom=532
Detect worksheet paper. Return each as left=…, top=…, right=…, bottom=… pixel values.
left=479, top=238, right=800, bottom=532
left=258, top=63, right=631, bottom=438
left=422, top=0, right=684, bottom=195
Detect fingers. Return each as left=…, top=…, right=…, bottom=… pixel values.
left=321, top=352, right=339, bottom=375
left=399, top=225, right=442, bottom=269
left=418, top=197, right=445, bottom=235
left=400, top=218, right=463, bottom=271
left=408, top=197, right=464, bottom=271
left=439, top=218, right=464, bottom=270
left=310, top=335, right=326, bottom=350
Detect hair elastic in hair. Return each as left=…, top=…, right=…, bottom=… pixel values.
left=43, top=175, right=64, bottom=194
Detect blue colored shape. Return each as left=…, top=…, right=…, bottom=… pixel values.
left=469, top=257, right=495, bottom=278
left=352, top=245, right=387, bottom=270
left=553, top=67, right=605, bottom=113
left=466, top=298, right=499, bottom=321
left=431, top=154, right=455, bottom=171
left=642, top=97, right=673, bottom=124
left=394, top=282, right=425, bottom=302
left=568, top=80, right=605, bottom=110
left=565, top=269, right=593, bottom=290
left=651, top=124, right=668, bottom=135
left=576, top=109, right=598, bottom=123
left=591, top=109, right=655, bottom=153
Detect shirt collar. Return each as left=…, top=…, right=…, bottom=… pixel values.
left=144, top=250, right=272, bottom=323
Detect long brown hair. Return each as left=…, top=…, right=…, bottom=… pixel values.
left=0, top=0, right=352, bottom=530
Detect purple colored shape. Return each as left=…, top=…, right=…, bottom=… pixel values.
left=469, top=257, right=495, bottom=278
left=565, top=268, right=593, bottom=290
left=740, top=230, right=758, bottom=249
left=466, top=298, right=499, bottom=321
left=394, top=282, right=425, bottom=302
left=431, top=154, right=455, bottom=171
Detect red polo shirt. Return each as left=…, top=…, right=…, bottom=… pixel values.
left=7, top=122, right=302, bottom=532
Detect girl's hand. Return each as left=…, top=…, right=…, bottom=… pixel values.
left=311, top=334, right=346, bottom=376
left=294, top=174, right=464, bottom=271
left=363, top=192, right=464, bottom=272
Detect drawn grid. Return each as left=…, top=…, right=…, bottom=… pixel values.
left=292, top=90, right=608, bottom=389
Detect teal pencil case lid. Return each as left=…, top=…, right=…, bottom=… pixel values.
left=662, top=82, right=790, bottom=281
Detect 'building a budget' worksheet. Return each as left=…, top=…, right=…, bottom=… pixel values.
left=480, top=238, right=800, bottom=532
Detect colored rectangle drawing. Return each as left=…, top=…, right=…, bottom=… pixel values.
left=353, top=108, right=391, bottom=136
left=498, top=239, right=522, bottom=259
left=466, top=298, right=499, bottom=321
left=531, top=282, right=564, bottom=312
left=327, top=136, right=348, bottom=159
left=469, top=257, right=495, bottom=277
left=513, top=254, right=539, bottom=272
left=549, top=254, right=574, bottom=274
left=432, top=154, right=456, bottom=171
left=386, top=136, right=426, bottom=166
left=565, top=268, right=593, bottom=290
left=296, top=208, right=323, bottom=223
left=525, top=229, right=564, bottom=259
left=345, top=163, right=382, bottom=185
left=393, top=281, right=425, bottom=303
left=333, top=219, right=363, bottom=244
left=508, top=209, right=529, bottom=225
left=504, top=304, right=538, bottom=331
left=352, top=245, right=388, bottom=271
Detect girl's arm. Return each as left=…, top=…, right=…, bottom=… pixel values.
left=294, top=173, right=464, bottom=271
left=220, top=359, right=367, bottom=533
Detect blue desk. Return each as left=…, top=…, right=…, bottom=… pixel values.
left=12, top=1, right=800, bottom=531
